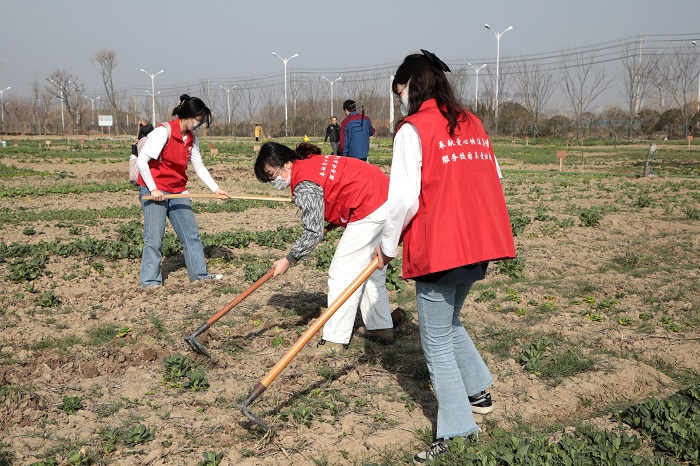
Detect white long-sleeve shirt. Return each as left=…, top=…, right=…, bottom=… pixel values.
left=380, top=123, right=422, bottom=258
left=136, top=124, right=219, bottom=193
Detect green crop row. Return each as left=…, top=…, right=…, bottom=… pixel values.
left=0, top=181, right=133, bottom=198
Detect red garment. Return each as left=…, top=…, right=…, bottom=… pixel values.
left=290, top=155, right=388, bottom=227
left=399, top=99, right=516, bottom=279
left=137, top=118, right=194, bottom=193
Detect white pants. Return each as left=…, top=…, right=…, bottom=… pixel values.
left=323, top=202, right=393, bottom=344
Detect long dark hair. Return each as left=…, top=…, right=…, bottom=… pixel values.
left=172, top=94, right=212, bottom=128
left=254, top=141, right=321, bottom=182
left=392, top=53, right=468, bottom=136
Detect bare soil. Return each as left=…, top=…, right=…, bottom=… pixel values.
left=0, top=155, right=698, bottom=465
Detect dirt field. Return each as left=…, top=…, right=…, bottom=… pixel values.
left=0, top=140, right=699, bottom=465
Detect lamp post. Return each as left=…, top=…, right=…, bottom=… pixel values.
left=220, top=85, right=237, bottom=136
left=272, top=52, right=298, bottom=137
left=49, top=79, right=70, bottom=137
left=140, top=69, right=164, bottom=124
left=693, top=41, right=700, bottom=113
left=484, top=23, right=513, bottom=136
left=84, top=95, right=100, bottom=129
left=322, top=76, right=342, bottom=117
left=467, top=63, right=487, bottom=112
left=0, top=87, right=9, bottom=135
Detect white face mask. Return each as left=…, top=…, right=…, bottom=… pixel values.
left=270, top=175, right=291, bottom=190
left=399, top=81, right=410, bottom=117
left=188, top=119, right=202, bottom=131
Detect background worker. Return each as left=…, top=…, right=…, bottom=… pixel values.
left=324, top=116, right=341, bottom=155
left=339, top=99, right=375, bottom=162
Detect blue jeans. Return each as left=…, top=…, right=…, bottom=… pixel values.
left=139, top=186, right=209, bottom=287
left=415, top=280, right=493, bottom=440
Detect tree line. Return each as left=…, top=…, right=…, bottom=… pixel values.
left=0, top=36, right=698, bottom=141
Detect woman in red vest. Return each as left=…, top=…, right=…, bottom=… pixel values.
left=136, top=95, right=230, bottom=288
left=374, top=50, right=516, bottom=463
left=254, top=142, right=394, bottom=356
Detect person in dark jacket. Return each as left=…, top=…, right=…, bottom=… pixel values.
left=339, top=100, right=375, bottom=161
left=137, top=118, right=154, bottom=140
left=324, top=116, right=341, bottom=155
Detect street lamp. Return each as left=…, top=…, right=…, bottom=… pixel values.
left=693, top=41, right=700, bottom=113
left=272, top=52, right=299, bottom=137
left=84, top=95, right=100, bottom=127
left=484, top=23, right=513, bottom=136
left=322, top=76, right=342, bottom=116
left=220, top=85, right=237, bottom=136
left=49, top=79, right=71, bottom=137
left=467, top=63, right=486, bottom=112
left=0, top=87, right=9, bottom=135
left=140, top=69, right=164, bottom=124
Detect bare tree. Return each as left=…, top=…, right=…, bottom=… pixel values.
left=516, top=61, right=556, bottom=138
left=661, top=45, right=699, bottom=138
left=260, top=85, right=282, bottom=136
left=618, top=38, right=658, bottom=139
left=560, top=51, right=611, bottom=138
left=91, top=50, right=118, bottom=115
left=46, top=70, right=85, bottom=135
left=238, top=86, right=259, bottom=127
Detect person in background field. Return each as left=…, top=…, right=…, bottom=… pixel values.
left=135, top=94, right=230, bottom=288
left=137, top=118, right=154, bottom=140
left=339, top=99, right=375, bottom=162
left=324, top=116, right=341, bottom=155
left=254, top=123, right=266, bottom=142
left=374, top=50, right=516, bottom=463
left=254, top=141, right=395, bottom=356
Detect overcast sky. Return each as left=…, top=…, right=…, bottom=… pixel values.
left=1, top=0, right=699, bottom=106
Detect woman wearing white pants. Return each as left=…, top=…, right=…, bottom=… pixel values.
left=254, top=142, right=394, bottom=356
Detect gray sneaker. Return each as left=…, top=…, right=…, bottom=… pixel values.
left=413, top=439, right=448, bottom=463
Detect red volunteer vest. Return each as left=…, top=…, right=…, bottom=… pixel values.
left=291, top=155, right=388, bottom=227
left=137, top=118, right=195, bottom=193
left=399, top=99, right=516, bottom=278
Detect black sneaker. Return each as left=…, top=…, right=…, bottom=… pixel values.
left=413, top=439, right=448, bottom=463
left=469, top=390, right=493, bottom=414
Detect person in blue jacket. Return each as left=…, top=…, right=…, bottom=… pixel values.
left=339, top=99, right=375, bottom=162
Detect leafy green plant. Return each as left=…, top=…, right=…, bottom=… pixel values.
left=183, top=368, right=210, bottom=392
left=66, top=449, right=93, bottom=466
left=122, top=424, right=154, bottom=447
left=508, top=209, right=531, bottom=237
left=243, top=258, right=272, bottom=282
left=271, top=336, right=284, bottom=347
left=59, top=396, right=84, bottom=414
left=197, top=451, right=224, bottom=466
left=385, top=260, right=405, bottom=292
left=313, top=242, right=335, bottom=270
left=683, top=206, right=700, bottom=220
left=661, top=316, right=682, bottom=332
left=496, top=255, right=525, bottom=278
left=618, top=383, right=700, bottom=463
left=7, top=253, right=47, bottom=282
left=39, top=290, right=61, bottom=308
left=23, top=227, right=36, bottom=236
left=163, top=353, right=192, bottom=381
left=633, top=194, right=653, bottom=208
left=518, top=337, right=551, bottom=374
left=579, top=207, right=603, bottom=227
left=475, top=289, right=497, bottom=303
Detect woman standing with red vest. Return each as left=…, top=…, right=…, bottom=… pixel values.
left=136, top=95, right=230, bottom=288
left=254, top=142, right=394, bottom=356
left=374, top=51, right=516, bottom=463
